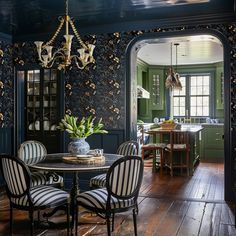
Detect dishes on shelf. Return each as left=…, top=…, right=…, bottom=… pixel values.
left=44, top=87, right=49, bottom=94
left=50, top=124, right=57, bottom=131
left=35, top=120, right=40, bottom=130
left=43, top=120, right=50, bottom=130
left=28, top=119, right=57, bottom=131
left=27, top=88, right=33, bottom=94
left=43, top=101, right=49, bottom=107
left=153, top=117, right=159, bottom=124
left=28, top=123, right=34, bottom=130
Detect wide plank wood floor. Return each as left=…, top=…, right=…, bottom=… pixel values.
left=0, top=162, right=235, bottom=236
left=141, top=161, right=224, bottom=201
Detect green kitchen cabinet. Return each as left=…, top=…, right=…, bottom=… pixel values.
left=137, top=62, right=151, bottom=121
left=200, top=124, right=224, bottom=162
left=148, top=68, right=165, bottom=110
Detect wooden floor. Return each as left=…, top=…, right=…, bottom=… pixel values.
left=0, top=162, right=235, bottom=236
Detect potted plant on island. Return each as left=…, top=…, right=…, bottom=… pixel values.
left=57, top=114, right=108, bottom=155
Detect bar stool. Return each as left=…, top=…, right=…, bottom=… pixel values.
left=141, top=143, right=166, bottom=173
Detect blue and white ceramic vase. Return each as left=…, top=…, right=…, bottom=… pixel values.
left=68, top=138, right=90, bottom=155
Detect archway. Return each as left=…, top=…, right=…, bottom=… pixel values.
left=126, top=28, right=232, bottom=201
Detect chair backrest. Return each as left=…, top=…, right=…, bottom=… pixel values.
left=106, top=155, right=143, bottom=201
left=0, top=155, right=30, bottom=199
left=169, top=130, right=190, bottom=150
left=116, top=141, right=139, bottom=156
left=18, top=140, right=47, bottom=165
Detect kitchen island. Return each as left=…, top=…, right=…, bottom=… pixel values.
left=146, top=124, right=204, bottom=175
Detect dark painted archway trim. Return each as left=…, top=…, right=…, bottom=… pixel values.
left=125, top=28, right=233, bottom=201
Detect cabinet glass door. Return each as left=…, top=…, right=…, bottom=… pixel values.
left=43, top=69, right=58, bottom=132
left=26, top=69, right=59, bottom=132
left=26, top=70, right=40, bottom=131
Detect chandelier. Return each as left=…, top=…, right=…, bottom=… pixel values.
left=34, top=0, right=95, bottom=70
left=165, top=43, right=182, bottom=90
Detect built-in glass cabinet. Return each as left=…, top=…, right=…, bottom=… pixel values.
left=26, top=69, right=58, bottom=132
left=16, top=68, right=64, bottom=153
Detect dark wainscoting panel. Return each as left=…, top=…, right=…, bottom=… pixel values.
left=87, top=129, right=125, bottom=153
left=0, top=127, right=13, bottom=154
left=0, top=127, right=13, bottom=187
left=64, top=129, right=125, bottom=153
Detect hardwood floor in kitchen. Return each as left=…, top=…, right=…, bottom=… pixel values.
left=0, top=162, right=235, bottom=236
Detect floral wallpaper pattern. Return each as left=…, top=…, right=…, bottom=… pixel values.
left=0, top=23, right=235, bottom=131
left=0, top=41, right=13, bottom=128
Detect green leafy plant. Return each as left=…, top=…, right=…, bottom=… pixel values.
left=57, top=114, right=108, bottom=139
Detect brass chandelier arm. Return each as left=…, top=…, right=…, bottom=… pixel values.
left=45, top=17, right=65, bottom=47
left=71, top=54, right=94, bottom=70
left=40, top=50, right=65, bottom=68
left=69, top=19, right=87, bottom=49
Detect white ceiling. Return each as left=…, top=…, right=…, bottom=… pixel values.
left=137, top=35, right=223, bottom=66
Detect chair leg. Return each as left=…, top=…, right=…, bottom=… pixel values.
left=75, top=204, right=78, bottom=236
left=152, top=150, right=156, bottom=173
left=136, top=204, right=139, bottom=215
left=133, top=208, right=138, bottom=236
left=106, top=214, right=111, bottom=236
left=186, top=153, right=190, bottom=176
left=170, top=153, right=173, bottom=177
left=160, top=149, right=163, bottom=175
left=111, top=213, right=115, bottom=232
left=37, top=210, right=40, bottom=226
left=10, top=204, right=13, bottom=236
left=29, top=209, right=34, bottom=236
left=67, top=203, right=70, bottom=236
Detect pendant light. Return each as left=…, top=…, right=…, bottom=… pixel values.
left=165, top=43, right=182, bottom=90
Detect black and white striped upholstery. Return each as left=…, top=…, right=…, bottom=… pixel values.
left=18, top=140, right=63, bottom=187
left=76, top=155, right=143, bottom=236
left=0, top=155, right=70, bottom=236
left=89, top=140, right=139, bottom=188
left=116, top=140, right=139, bottom=156
left=18, top=140, right=47, bottom=165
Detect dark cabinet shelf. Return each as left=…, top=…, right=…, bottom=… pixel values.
left=17, top=68, right=64, bottom=153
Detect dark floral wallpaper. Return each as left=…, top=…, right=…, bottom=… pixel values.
left=0, top=23, right=235, bottom=131
left=0, top=41, right=13, bottom=128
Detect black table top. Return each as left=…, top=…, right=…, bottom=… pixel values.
left=29, top=153, right=121, bottom=173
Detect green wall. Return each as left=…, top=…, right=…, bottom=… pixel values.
left=137, top=62, right=224, bottom=123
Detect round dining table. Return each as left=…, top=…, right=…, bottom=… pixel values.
left=29, top=152, right=122, bottom=234
left=29, top=152, right=120, bottom=173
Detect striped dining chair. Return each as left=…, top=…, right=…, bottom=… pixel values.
left=89, top=140, right=139, bottom=189
left=76, top=155, right=144, bottom=236
left=0, top=155, right=70, bottom=236
left=18, top=140, right=63, bottom=187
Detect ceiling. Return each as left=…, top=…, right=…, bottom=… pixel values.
left=0, top=0, right=235, bottom=38
left=137, top=35, right=223, bottom=66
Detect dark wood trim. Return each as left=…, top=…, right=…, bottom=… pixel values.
left=126, top=28, right=233, bottom=201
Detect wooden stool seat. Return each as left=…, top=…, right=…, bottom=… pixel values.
left=141, top=143, right=166, bottom=173
left=164, top=131, right=190, bottom=176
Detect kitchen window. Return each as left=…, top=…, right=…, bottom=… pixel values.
left=172, top=74, right=211, bottom=117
